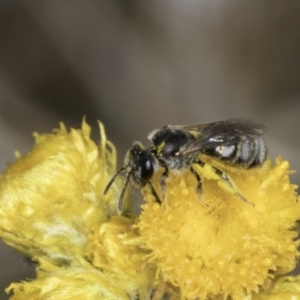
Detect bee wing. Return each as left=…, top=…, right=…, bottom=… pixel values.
left=177, top=118, right=267, bottom=155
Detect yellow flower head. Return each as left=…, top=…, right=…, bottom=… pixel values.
left=2, top=120, right=156, bottom=300
left=0, top=120, right=120, bottom=261
left=138, top=156, right=300, bottom=299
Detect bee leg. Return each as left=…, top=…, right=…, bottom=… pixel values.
left=189, top=166, right=202, bottom=192
left=212, top=167, right=254, bottom=205
left=160, top=167, right=169, bottom=199
left=148, top=181, right=161, bottom=204
left=190, top=158, right=205, bottom=192
left=150, top=282, right=168, bottom=300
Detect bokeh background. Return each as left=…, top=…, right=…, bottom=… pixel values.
left=1, top=1, right=300, bottom=298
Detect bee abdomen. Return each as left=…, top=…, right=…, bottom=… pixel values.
left=235, top=137, right=267, bottom=167
left=204, top=137, right=267, bottom=168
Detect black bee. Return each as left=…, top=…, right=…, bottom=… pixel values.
left=104, top=119, right=267, bottom=210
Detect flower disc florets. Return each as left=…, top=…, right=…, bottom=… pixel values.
left=138, top=157, right=300, bottom=299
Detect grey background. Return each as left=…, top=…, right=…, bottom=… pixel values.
left=1, top=1, right=300, bottom=299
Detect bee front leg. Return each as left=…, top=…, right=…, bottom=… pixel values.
left=148, top=181, right=161, bottom=204
left=160, top=167, right=169, bottom=200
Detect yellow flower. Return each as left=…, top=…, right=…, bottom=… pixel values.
left=138, top=156, right=300, bottom=299
left=0, top=120, right=155, bottom=299
left=0, top=119, right=119, bottom=260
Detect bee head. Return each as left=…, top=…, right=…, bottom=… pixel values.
left=103, top=142, right=157, bottom=210
left=125, top=142, right=157, bottom=187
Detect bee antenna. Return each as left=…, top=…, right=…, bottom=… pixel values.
left=118, top=168, right=133, bottom=211
left=103, top=166, right=126, bottom=195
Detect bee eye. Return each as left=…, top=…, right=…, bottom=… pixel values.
left=141, top=160, right=154, bottom=182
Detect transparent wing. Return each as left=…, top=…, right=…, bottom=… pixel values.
left=177, top=118, right=267, bottom=155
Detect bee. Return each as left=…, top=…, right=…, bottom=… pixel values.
left=104, top=119, right=267, bottom=210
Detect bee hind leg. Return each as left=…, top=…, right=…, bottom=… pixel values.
left=212, top=167, right=254, bottom=206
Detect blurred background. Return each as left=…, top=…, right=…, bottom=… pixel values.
left=1, top=0, right=300, bottom=298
